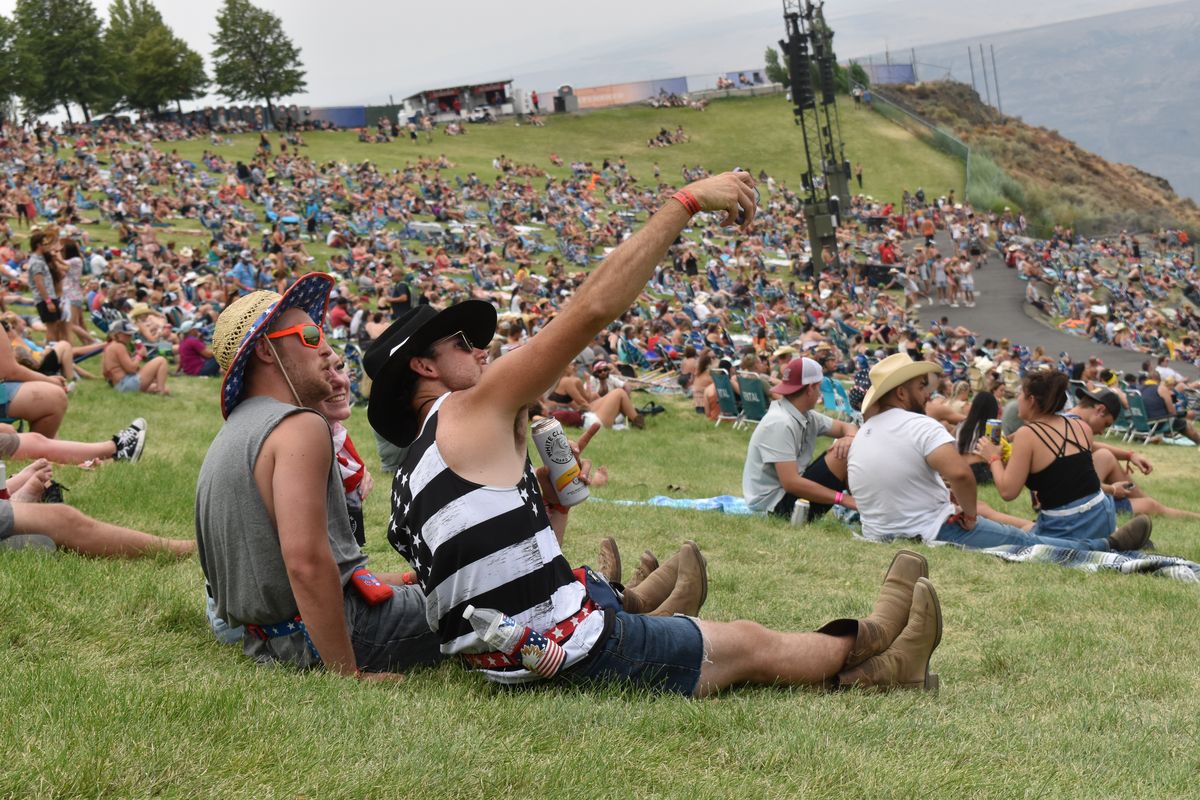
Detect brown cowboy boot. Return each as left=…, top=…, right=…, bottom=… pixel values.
left=835, top=577, right=943, bottom=692
left=597, top=537, right=622, bottom=584
left=648, top=541, right=708, bottom=617
left=817, top=550, right=928, bottom=669
left=626, top=550, right=659, bottom=590
left=1108, top=514, right=1153, bottom=551
left=620, top=545, right=684, bottom=614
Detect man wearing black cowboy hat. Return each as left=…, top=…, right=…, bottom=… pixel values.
left=366, top=172, right=944, bottom=696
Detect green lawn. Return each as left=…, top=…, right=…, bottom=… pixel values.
left=2, top=375, right=1199, bottom=798
left=151, top=94, right=962, bottom=210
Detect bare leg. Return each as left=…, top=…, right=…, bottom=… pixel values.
left=978, top=500, right=1034, bottom=532
left=14, top=431, right=116, bottom=463
left=6, top=383, right=67, bottom=438
left=52, top=341, right=76, bottom=381
left=589, top=391, right=631, bottom=427
left=1130, top=496, right=1200, bottom=520
left=694, top=619, right=853, bottom=697
left=11, top=503, right=195, bottom=558
left=139, top=356, right=169, bottom=394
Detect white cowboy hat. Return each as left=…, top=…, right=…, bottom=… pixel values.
left=860, top=353, right=942, bottom=415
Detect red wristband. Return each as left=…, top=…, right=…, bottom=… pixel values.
left=834, top=491, right=844, bottom=506
left=988, top=455, right=1001, bottom=465
left=672, top=190, right=701, bottom=216
left=546, top=501, right=570, bottom=515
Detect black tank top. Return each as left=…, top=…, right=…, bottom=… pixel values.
left=1024, top=417, right=1099, bottom=510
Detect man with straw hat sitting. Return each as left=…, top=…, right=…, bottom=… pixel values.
left=195, top=272, right=441, bottom=678
left=847, top=353, right=1150, bottom=552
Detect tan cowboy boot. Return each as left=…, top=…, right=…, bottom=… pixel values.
left=620, top=546, right=683, bottom=614
left=816, top=550, right=928, bottom=669
left=597, top=537, right=621, bottom=584
left=626, top=550, right=659, bottom=590
left=648, top=541, right=708, bottom=617
left=835, top=577, right=942, bottom=692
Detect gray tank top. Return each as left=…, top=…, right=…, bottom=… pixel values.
left=195, top=396, right=366, bottom=628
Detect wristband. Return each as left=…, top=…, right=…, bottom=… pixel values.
left=988, top=455, right=1002, bottom=464
left=671, top=190, right=701, bottom=216
left=546, top=501, right=570, bottom=515
left=833, top=491, right=845, bottom=506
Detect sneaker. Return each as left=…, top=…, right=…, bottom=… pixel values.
left=40, top=480, right=69, bottom=504
left=638, top=403, right=666, bottom=416
left=114, top=420, right=147, bottom=462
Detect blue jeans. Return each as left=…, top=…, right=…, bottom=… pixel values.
left=936, top=515, right=1110, bottom=551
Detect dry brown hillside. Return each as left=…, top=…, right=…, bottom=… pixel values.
left=886, top=81, right=1200, bottom=235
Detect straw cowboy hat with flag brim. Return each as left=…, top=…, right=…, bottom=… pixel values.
left=212, top=271, right=334, bottom=419
left=860, top=352, right=943, bottom=415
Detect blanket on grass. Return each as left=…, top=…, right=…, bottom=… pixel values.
left=979, top=543, right=1200, bottom=584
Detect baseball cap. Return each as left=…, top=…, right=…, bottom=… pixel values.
left=1076, top=385, right=1122, bottom=419
left=772, top=357, right=823, bottom=395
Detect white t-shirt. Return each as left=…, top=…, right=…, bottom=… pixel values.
left=847, top=407, right=955, bottom=542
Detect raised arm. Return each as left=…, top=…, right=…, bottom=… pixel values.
left=466, top=172, right=757, bottom=418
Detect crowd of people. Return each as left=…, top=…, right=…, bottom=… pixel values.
left=1, top=110, right=1198, bottom=700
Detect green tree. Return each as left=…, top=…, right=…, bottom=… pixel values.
left=764, top=46, right=789, bottom=86
left=211, top=0, right=306, bottom=127
left=0, top=15, right=17, bottom=119
left=103, top=0, right=206, bottom=115
left=12, top=0, right=110, bottom=122
left=849, top=62, right=870, bottom=89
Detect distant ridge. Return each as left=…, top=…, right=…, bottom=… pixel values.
left=887, top=80, right=1200, bottom=234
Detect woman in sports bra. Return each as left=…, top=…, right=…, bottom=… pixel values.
left=975, top=369, right=1150, bottom=545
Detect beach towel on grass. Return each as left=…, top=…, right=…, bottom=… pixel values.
left=600, top=495, right=758, bottom=515
left=980, top=543, right=1200, bottom=584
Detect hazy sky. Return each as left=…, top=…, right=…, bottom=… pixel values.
left=0, top=0, right=1174, bottom=108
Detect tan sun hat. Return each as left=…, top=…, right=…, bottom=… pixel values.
left=128, top=302, right=154, bottom=319
left=860, top=352, right=943, bottom=415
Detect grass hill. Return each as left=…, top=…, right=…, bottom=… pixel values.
left=157, top=93, right=964, bottom=209
left=887, top=80, right=1200, bottom=235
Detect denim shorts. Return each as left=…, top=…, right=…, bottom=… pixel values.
left=113, top=373, right=141, bottom=393
left=1113, top=497, right=1133, bottom=516
left=1030, top=492, right=1116, bottom=543
left=562, top=610, right=704, bottom=696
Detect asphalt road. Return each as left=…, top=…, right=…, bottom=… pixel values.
left=910, top=232, right=1196, bottom=379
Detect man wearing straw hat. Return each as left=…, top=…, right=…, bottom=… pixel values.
left=366, top=173, right=946, bottom=695
left=848, top=353, right=1150, bottom=552
left=195, top=272, right=441, bottom=679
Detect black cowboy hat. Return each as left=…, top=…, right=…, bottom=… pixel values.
left=364, top=300, right=497, bottom=446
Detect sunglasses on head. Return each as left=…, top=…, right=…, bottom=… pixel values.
left=433, top=330, right=474, bottom=353
left=266, top=323, right=324, bottom=349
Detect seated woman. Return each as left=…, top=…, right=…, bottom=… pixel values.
left=101, top=320, right=170, bottom=395
left=545, top=363, right=645, bottom=430
left=3, top=313, right=103, bottom=382
left=956, top=391, right=1000, bottom=486
left=177, top=322, right=219, bottom=377
left=0, top=318, right=69, bottom=437
left=976, top=370, right=1151, bottom=548
left=690, top=352, right=714, bottom=414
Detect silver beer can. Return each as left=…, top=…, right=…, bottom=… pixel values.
left=531, top=418, right=590, bottom=507
left=790, top=498, right=811, bottom=526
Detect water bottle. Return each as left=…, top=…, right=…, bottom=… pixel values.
left=462, top=604, right=566, bottom=677
left=0, top=463, right=9, bottom=500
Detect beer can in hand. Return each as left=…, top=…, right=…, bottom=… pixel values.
left=985, top=418, right=1003, bottom=444
left=531, top=418, right=590, bottom=507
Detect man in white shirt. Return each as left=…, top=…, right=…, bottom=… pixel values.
left=848, top=354, right=1145, bottom=551
left=742, top=358, right=857, bottom=520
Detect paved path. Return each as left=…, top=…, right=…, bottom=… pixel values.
left=908, top=233, right=1196, bottom=378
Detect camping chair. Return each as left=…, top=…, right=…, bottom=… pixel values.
left=710, top=369, right=741, bottom=427
left=737, top=373, right=770, bottom=428
left=829, top=378, right=863, bottom=425
left=1122, top=389, right=1171, bottom=444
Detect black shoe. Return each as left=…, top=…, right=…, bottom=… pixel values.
left=41, top=481, right=69, bottom=504
left=113, top=418, right=147, bottom=462
left=638, top=403, right=666, bottom=416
